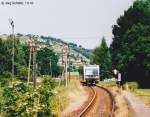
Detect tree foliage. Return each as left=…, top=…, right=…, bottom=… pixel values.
left=91, top=37, right=112, bottom=79
left=37, top=48, right=62, bottom=77
left=0, top=38, right=12, bottom=74
left=0, top=36, right=64, bottom=115
left=0, top=78, right=57, bottom=117
left=110, top=0, right=150, bottom=87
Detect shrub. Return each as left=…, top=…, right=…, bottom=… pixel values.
left=0, top=76, right=59, bottom=116
left=15, top=63, right=28, bottom=81
left=100, top=81, right=116, bottom=87
left=123, top=82, right=139, bottom=91
left=2, top=71, right=12, bottom=79
left=0, top=71, right=12, bottom=87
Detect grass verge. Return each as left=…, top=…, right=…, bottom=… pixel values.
left=99, top=81, right=130, bottom=117
left=133, top=89, right=150, bottom=107
left=51, top=75, right=85, bottom=116
left=99, top=81, right=117, bottom=87
left=111, top=87, right=130, bottom=117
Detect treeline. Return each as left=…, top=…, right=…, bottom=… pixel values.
left=91, top=0, right=150, bottom=87
left=0, top=36, right=62, bottom=80
left=0, top=36, right=63, bottom=116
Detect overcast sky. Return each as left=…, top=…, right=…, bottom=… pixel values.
left=0, top=0, right=135, bottom=49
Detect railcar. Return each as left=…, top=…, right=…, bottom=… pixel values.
left=80, top=65, right=100, bottom=85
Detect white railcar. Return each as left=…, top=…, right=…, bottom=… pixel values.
left=83, top=65, right=100, bottom=85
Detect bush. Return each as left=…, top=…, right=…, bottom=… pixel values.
left=123, top=82, right=139, bottom=91
left=2, top=71, right=12, bottom=79
left=0, top=82, right=32, bottom=116
left=0, top=71, right=12, bottom=87
left=0, top=75, right=59, bottom=116
left=100, top=81, right=116, bottom=87
left=0, top=78, right=9, bottom=87
left=15, top=63, right=28, bottom=81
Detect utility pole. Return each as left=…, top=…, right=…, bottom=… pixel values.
left=27, top=41, right=32, bottom=85
left=28, top=36, right=38, bottom=88
left=65, top=55, right=68, bottom=87
left=32, top=43, right=37, bottom=88
left=68, top=46, right=71, bottom=83
left=62, top=46, right=69, bottom=87
left=49, top=58, right=52, bottom=77
left=9, top=19, right=15, bottom=79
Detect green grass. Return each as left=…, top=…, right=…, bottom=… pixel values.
left=123, top=82, right=139, bottom=91
left=134, top=89, right=150, bottom=107
left=0, top=87, right=2, bottom=96
left=99, top=81, right=117, bottom=87
left=51, top=75, right=83, bottom=116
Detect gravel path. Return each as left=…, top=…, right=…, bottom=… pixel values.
left=123, top=91, right=150, bottom=117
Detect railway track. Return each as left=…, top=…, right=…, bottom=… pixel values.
left=78, top=86, right=97, bottom=117
left=78, top=85, right=114, bottom=117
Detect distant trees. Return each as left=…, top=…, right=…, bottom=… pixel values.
left=0, top=36, right=26, bottom=77
left=0, top=36, right=62, bottom=116
left=91, top=37, right=112, bottom=79
left=0, top=36, right=63, bottom=80
left=37, top=48, right=62, bottom=77
left=0, top=38, right=12, bottom=74
left=110, top=0, right=150, bottom=87
left=40, top=35, right=92, bottom=59
left=71, top=45, right=92, bottom=59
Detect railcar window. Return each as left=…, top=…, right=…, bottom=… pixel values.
left=85, top=69, right=98, bottom=76
left=93, top=69, right=98, bottom=75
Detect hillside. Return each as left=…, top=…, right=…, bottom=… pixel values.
left=0, top=34, right=92, bottom=68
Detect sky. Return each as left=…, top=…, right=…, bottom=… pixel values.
left=0, top=0, right=135, bottom=49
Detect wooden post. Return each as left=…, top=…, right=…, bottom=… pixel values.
left=27, top=47, right=32, bottom=85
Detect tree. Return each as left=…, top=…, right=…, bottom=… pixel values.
left=15, top=63, right=28, bottom=81
left=0, top=36, right=29, bottom=82
left=110, top=0, right=150, bottom=87
left=37, top=48, right=62, bottom=76
left=0, top=38, right=12, bottom=74
left=91, top=37, right=112, bottom=79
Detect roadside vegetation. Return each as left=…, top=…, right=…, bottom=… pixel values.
left=92, top=0, right=150, bottom=88
left=122, top=82, right=150, bottom=108
left=0, top=36, right=63, bottom=116
left=112, top=87, right=130, bottom=117
left=110, top=0, right=150, bottom=88
left=0, top=76, right=59, bottom=116
left=99, top=81, right=116, bottom=88
left=55, top=75, right=87, bottom=116
left=122, top=82, right=139, bottom=91
left=133, top=89, right=150, bottom=107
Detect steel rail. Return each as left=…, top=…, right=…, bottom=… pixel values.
left=96, top=85, right=115, bottom=117
left=78, top=86, right=97, bottom=117
left=78, top=85, right=115, bottom=117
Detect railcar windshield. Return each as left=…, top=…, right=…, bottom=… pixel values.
left=85, top=68, right=98, bottom=76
